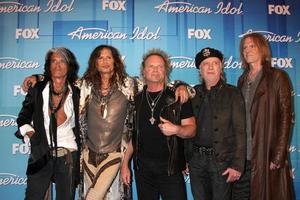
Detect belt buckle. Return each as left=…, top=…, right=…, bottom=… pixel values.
left=200, top=146, right=214, bottom=155
left=52, top=148, right=68, bottom=157
left=88, top=148, right=109, bottom=167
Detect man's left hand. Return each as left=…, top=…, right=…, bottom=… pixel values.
left=270, top=162, right=280, bottom=170
left=159, top=117, right=179, bottom=136
left=222, top=168, right=241, bottom=183
left=175, top=85, right=189, bottom=103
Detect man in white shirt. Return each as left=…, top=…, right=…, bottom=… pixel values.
left=16, top=47, right=81, bottom=200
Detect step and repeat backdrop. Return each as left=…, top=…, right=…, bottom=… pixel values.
left=1, top=0, right=300, bottom=199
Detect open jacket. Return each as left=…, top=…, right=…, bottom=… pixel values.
left=16, top=80, right=81, bottom=184
left=185, top=80, right=246, bottom=174
left=132, top=86, right=186, bottom=176
left=78, top=76, right=142, bottom=200
left=238, top=67, right=294, bottom=200
left=77, top=77, right=194, bottom=198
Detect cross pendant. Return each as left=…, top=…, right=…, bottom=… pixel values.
left=149, top=117, right=155, bottom=125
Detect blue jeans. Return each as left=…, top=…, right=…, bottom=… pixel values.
left=189, top=152, right=232, bottom=200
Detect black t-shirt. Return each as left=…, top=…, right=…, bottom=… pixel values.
left=138, top=90, right=193, bottom=173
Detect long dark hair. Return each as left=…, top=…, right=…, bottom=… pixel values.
left=83, top=45, right=127, bottom=89
left=44, top=47, right=79, bottom=84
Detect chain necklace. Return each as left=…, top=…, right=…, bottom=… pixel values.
left=145, top=90, right=164, bottom=125
left=50, top=81, right=67, bottom=97
left=92, top=84, right=116, bottom=119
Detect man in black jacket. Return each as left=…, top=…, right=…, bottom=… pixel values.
left=186, top=47, right=246, bottom=200
left=121, top=49, right=196, bottom=200
left=16, top=47, right=81, bottom=200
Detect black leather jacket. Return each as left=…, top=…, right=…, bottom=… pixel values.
left=132, top=86, right=186, bottom=176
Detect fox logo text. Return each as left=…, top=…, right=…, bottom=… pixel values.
left=102, top=0, right=126, bottom=11
left=13, top=85, right=26, bottom=96
left=16, top=28, right=39, bottom=39
left=12, top=143, right=30, bottom=155
left=271, top=58, right=293, bottom=68
left=268, top=5, right=290, bottom=15
left=188, top=29, right=211, bottom=39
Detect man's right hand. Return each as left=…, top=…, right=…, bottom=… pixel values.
left=222, top=168, right=241, bottom=182
left=121, top=162, right=131, bottom=186
left=182, top=163, right=189, bottom=176
left=26, top=131, right=34, bottom=138
left=22, top=76, right=37, bottom=92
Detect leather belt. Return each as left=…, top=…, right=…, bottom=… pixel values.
left=193, top=145, right=215, bottom=155
left=51, top=147, right=76, bottom=157
left=87, top=146, right=121, bottom=167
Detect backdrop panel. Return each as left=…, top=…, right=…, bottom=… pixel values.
left=1, top=0, right=299, bottom=199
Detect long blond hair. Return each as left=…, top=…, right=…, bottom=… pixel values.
left=239, top=32, right=272, bottom=70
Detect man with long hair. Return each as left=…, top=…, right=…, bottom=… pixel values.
left=16, top=47, right=81, bottom=199
left=79, top=45, right=191, bottom=199
left=232, top=32, right=294, bottom=200
left=22, top=45, right=191, bottom=199
left=78, top=45, right=139, bottom=199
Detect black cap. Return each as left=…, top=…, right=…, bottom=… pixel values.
left=195, top=47, right=223, bottom=69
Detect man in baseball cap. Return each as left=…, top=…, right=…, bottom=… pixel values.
left=185, top=47, right=246, bottom=200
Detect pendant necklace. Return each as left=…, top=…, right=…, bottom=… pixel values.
left=92, top=84, right=116, bottom=119
left=145, top=90, right=164, bottom=125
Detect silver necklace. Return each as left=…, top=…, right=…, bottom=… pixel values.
left=145, top=90, right=164, bottom=125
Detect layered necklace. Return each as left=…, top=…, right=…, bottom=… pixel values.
left=48, top=81, right=68, bottom=156
left=145, top=89, right=164, bottom=125
left=49, top=81, right=68, bottom=110
left=92, top=84, right=116, bottom=119
left=51, top=84, right=67, bottom=97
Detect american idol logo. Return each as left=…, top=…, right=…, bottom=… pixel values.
left=0, top=1, right=41, bottom=13
left=170, top=56, right=242, bottom=69
left=0, top=173, right=27, bottom=185
left=224, top=56, right=242, bottom=69
left=154, top=1, right=243, bottom=15
left=0, top=0, right=74, bottom=13
left=154, top=1, right=212, bottom=14
left=68, top=26, right=160, bottom=40
left=68, top=27, right=127, bottom=40
left=0, top=115, right=17, bottom=127
left=239, top=30, right=293, bottom=43
left=0, top=57, right=40, bottom=70
left=170, top=56, right=195, bottom=69
left=296, top=32, right=300, bottom=43
left=290, top=145, right=298, bottom=153
left=288, top=145, right=300, bottom=153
